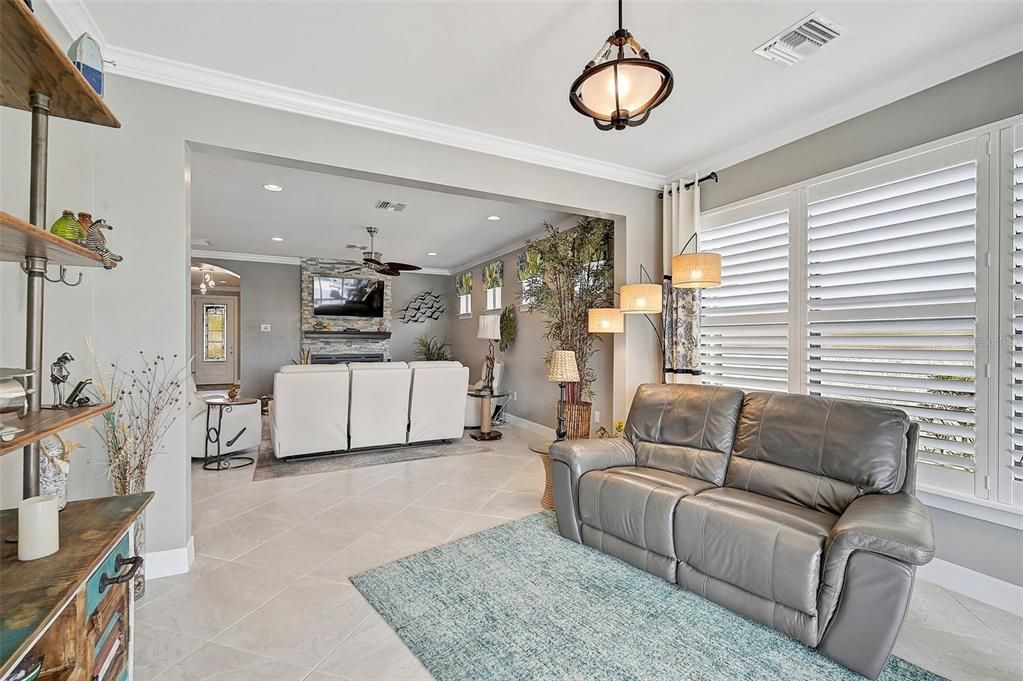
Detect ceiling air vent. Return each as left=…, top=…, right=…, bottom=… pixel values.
left=754, top=13, right=845, bottom=66
left=374, top=200, right=407, bottom=212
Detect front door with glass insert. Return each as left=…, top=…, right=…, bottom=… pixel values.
left=192, top=294, right=239, bottom=386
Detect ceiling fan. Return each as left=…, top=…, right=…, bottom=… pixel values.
left=344, top=226, right=422, bottom=277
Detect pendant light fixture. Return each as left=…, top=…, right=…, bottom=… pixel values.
left=569, top=0, right=673, bottom=131
left=588, top=307, right=625, bottom=333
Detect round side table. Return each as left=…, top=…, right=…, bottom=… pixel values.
left=202, top=397, right=258, bottom=471
left=528, top=440, right=556, bottom=512
left=468, top=390, right=509, bottom=441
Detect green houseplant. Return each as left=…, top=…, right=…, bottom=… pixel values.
left=523, top=217, right=614, bottom=437
left=413, top=334, right=453, bottom=361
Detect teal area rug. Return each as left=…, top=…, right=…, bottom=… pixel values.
left=351, top=513, right=943, bottom=681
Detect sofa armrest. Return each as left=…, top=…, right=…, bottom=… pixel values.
left=549, top=438, right=636, bottom=544
left=549, top=438, right=637, bottom=480
left=827, top=492, right=935, bottom=567
left=817, top=492, right=934, bottom=637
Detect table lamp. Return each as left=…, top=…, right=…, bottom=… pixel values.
left=548, top=350, right=580, bottom=441
left=477, top=314, right=501, bottom=393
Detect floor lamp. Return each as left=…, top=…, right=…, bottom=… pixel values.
left=530, top=350, right=579, bottom=512
left=477, top=314, right=501, bottom=393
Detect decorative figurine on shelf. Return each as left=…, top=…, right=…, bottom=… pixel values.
left=67, top=32, right=105, bottom=96
left=81, top=216, right=123, bottom=269
left=50, top=209, right=85, bottom=242
left=227, top=386, right=240, bottom=400
left=50, top=352, right=75, bottom=407
left=64, top=379, right=93, bottom=408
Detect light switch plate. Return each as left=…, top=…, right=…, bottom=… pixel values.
left=260, top=323, right=271, bottom=332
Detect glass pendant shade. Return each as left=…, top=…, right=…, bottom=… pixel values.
left=620, top=283, right=662, bottom=314
left=569, top=1, right=673, bottom=131
left=588, top=308, right=625, bottom=333
left=672, top=252, right=722, bottom=288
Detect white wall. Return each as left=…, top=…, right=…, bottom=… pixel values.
left=2, top=5, right=661, bottom=562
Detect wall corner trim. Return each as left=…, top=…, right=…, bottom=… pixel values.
left=917, top=558, right=1023, bottom=618
left=503, top=413, right=556, bottom=440
left=145, top=535, right=194, bottom=580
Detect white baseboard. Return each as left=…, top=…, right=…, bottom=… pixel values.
left=145, top=535, right=194, bottom=580
left=503, top=413, right=555, bottom=439
left=918, top=558, right=1023, bottom=617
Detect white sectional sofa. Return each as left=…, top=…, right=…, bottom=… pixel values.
left=270, top=360, right=469, bottom=459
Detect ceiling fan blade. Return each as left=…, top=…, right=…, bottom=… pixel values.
left=380, top=268, right=401, bottom=277
left=364, top=258, right=384, bottom=267
left=385, top=262, right=422, bottom=271
left=341, top=267, right=361, bottom=274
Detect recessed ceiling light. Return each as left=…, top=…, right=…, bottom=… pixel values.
left=486, top=215, right=501, bottom=221
left=427, top=252, right=438, bottom=256
left=263, top=184, right=283, bottom=192
left=271, top=236, right=284, bottom=242
left=219, top=280, right=227, bottom=284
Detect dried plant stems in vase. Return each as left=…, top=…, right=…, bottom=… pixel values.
left=88, top=340, right=186, bottom=598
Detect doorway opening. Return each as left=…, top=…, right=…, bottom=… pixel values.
left=190, top=262, right=241, bottom=389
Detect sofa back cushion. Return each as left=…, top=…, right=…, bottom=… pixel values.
left=625, top=383, right=745, bottom=485
left=726, top=392, right=910, bottom=515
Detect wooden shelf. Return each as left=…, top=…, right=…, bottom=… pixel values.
left=0, top=0, right=120, bottom=127
left=303, top=331, right=392, bottom=339
left=0, top=493, right=153, bottom=678
left=0, top=211, right=106, bottom=267
left=0, top=403, right=113, bottom=456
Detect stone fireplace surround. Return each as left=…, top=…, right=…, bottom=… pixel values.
left=301, top=257, right=392, bottom=360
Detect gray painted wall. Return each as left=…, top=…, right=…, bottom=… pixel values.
left=702, top=53, right=1023, bottom=210
left=698, top=53, right=1023, bottom=586
left=450, top=242, right=613, bottom=433
left=203, top=259, right=301, bottom=397
left=390, top=272, right=454, bottom=362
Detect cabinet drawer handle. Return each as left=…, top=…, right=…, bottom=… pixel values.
left=99, top=555, right=143, bottom=593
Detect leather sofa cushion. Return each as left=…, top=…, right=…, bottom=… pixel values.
left=579, top=467, right=714, bottom=559
left=624, top=383, right=744, bottom=485
left=727, top=392, right=910, bottom=515
left=674, top=489, right=838, bottom=616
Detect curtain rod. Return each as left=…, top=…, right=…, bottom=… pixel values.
left=658, top=171, right=718, bottom=199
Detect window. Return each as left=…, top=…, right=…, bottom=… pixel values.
left=517, top=250, right=542, bottom=309
left=1001, top=122, right=1023, bottom=504
left=698, top=115, right=1023, bottom=509
left=456, top=271, right=473, bottom=318
left=806, top=142, right=981, bottom=495
left=483, top=260, right=504, bottom=311
left=700, top=197, right=790, bottom=392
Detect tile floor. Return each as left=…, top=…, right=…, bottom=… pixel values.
left=135, top=425, right=1023, bottom=681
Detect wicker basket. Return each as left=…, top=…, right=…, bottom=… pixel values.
left=560, top=400, right=592, bottom=440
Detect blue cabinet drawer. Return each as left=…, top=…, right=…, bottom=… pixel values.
left=86, top=534, right=131, bottom=616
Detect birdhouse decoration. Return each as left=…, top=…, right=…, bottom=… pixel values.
left=67, top=33, right=105, bottom=96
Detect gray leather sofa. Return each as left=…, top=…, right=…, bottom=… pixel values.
left=551, top=383, right=935, bottom=680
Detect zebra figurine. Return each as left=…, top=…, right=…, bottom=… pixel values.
left=82, top=218, right=123, bottom=269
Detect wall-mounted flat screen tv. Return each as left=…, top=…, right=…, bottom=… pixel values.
left=312, top=276, right=384, bottom=317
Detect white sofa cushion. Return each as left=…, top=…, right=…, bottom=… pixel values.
left=278, top=364, right=349, bottom=373
left=349, top=365, right=412, bottom=449
left=348, top=361, right=407, bottom=370
left=271, top=368, right=350, bottom=458
left=409, top=364, right=470, bottom=443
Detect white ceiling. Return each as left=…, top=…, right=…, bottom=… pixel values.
left=189, top=150, right=571, bottom=271
left=62, top=1, right=1023, bottom=181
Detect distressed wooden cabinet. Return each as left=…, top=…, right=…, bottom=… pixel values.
left=0, top=493, right=152, bottom=681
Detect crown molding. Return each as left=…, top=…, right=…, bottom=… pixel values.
left=45, top=1, right=663, bottom=190
left=192, top=249, right=451, bottom=275
left=667, top=25, right=1023, bottom=182
left=192, top=250, right=302, bottom=266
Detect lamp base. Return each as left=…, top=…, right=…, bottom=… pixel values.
left=470, top=430, right=503, bottom=441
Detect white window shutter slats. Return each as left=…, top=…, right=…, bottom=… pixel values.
left=1009, top=136, right=1023, bottom=467
left=807, top=160, right=978, bottom=474
left=700, top=204, right=790, bottom=391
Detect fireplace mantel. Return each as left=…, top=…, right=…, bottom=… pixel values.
left=303, top=331, right=392, bottom=340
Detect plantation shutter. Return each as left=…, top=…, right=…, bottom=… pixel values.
left=806, top=141, right=979, bottom=483
left=1008, top=127, right=1023, bottom=480
left=699, top=196, right=790, bottom=391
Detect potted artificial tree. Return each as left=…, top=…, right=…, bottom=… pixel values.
left=523, top=217, right=614, bottom=438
